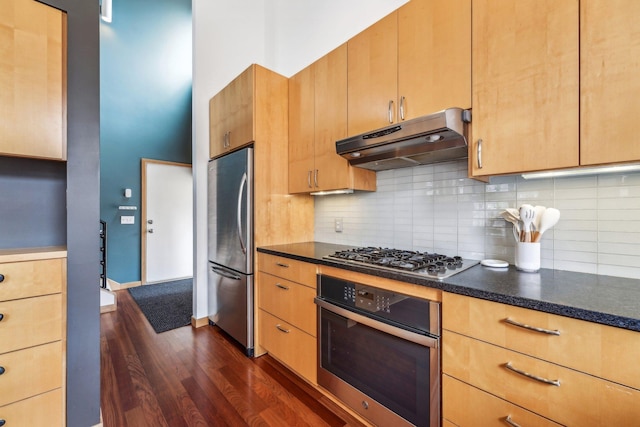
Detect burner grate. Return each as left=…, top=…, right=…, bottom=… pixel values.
left=326, top=247, right=474, bottom=279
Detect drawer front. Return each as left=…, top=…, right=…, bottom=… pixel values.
left=259, top=309, right=317, bottom=384
left=0, top=341, right=63, bottom=406
left=0, top=388, right=63, bottom=427
left=443, top=375, right=561, bottom=427
left=0, top=294, right=63, bottom=354
left=258, top=272, right=316, bottom=336
left=442, top=292, right=640, bottom=389
left=443, top=330, right=640, bottom=426
left=258, top=254, right=316, bottom=286
left=0, top=259, right=64, bottom=302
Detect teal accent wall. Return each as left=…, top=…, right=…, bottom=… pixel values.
left=100, top=0, right=192, bottom=283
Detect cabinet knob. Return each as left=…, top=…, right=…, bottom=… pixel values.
left=0, top=366, right=4, bottom=375
left=0, top=274, right=4, bottom=282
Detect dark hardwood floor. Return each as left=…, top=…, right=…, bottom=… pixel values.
left=100, top=289, right=366, bottom=427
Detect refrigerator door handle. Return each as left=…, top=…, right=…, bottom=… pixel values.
left=237, top=172, right=248, bottom=254
left=210, top=264, right=242, bottom=281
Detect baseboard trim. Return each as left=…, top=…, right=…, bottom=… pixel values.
left=191, top=316, right=209, bottom=328
left=107, top=278, right=141, bottom=290
left=100, top=303, right=117, bottom=314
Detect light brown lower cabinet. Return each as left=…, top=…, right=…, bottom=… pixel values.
left=443, top=375, right=561, bottom=427
left=259, top=309, right=317, bottom=384
left=443, top=330, right=640, bottom=426
left=256, top=254, right=317, bottom=384
left=0, top=389, right=63, bottom=426
left=0, top=249, right=66, bottom=427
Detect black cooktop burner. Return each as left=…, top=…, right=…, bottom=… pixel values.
left=325, top=247, right=477, bottom=280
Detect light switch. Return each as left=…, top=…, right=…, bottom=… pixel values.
left=121, top=216, right=135, bottom=225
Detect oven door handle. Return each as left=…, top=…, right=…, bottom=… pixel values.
left=315, top=298, right=438, bottom=348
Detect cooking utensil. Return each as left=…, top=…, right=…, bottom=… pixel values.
left=534, top=208, right=560, bottom=242
left=519, top=204, right=535, bottom=242
left=500, top=210, right=521, bottom=242
left=532, top=205, right=546, bottom=241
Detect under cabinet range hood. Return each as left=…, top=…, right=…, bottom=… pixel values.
left=336, top=108, right=471, bottom=171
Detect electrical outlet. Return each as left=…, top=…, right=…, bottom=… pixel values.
left=121, top=215, right=135, bottom=225
left=334, top=218, right=343, bottom=233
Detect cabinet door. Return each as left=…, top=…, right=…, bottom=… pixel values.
left=581, top=1, right=640, bottom=165
left=0, top=0, right=66, bottom=160
left=208, top=90, right=226, bottom=158
left=398, top=0, right=471, bottom=120
left=470, top=0, right=579, bottom=176
left=314, top=44, right=353, bottom=192
left=209, top=66, right=255, bottom=158
left=347, top=12, right=398, bottom=136
left=288, top=64, right=315, bottom=194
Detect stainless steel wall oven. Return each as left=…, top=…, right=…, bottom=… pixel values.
left=315, top=274, right=440, bottom=427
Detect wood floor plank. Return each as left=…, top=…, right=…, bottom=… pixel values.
left=101, top=289, right=366, bottom=427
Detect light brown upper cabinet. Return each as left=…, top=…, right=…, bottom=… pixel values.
left=289, top=44, right=376, bottom=194
left=580, top=0, right=640, bottom=166
left=469, top=0, right=580, bottom=177
left=347, top=0, right=471, bottom=137
left=209, top=65, right=256, bottom=158
left=0, top=0, right=67, bottom=161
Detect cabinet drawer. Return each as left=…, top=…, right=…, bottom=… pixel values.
left=0, top=294, right=63, bottom=354
left=258, top=272, right=316, bottom=336
left=0, top=388, right=63, bottom=427
left=0, top=341, right=63, bottom=406
left=443, top=375, right=561, bottom=427
left=258, top=254, right=316, bottom=287
left=0, top=258, right=64, bottom=302
left=442, top=292, right=640, bottom=389
left=259, top=309, right=317, bottom=384
left=443, top=330, right=640, bottom=426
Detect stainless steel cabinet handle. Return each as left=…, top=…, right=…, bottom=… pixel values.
left=227, top=130, right=231, bottom=147
left=388, top=100, right=394, bottom=123
left=307, top=170, right=312, bottom=188
left=223, top=132, right=228, bottom=148
left=399, top=96, right=406, bottom=120
left=504, top=318, right=560, bottom=336
left=275, top=283, right=289, bottom=290
left=276, top=324, right=290, bottom=333
left=504, top=415, right=522, bottom=427
left=504, top=362, right=560, bottom=386
left=477, top=138, right=483, bottom=169
left=275, top=262, right=289, bottom=268
left=314, top=169, right=318, bottom=188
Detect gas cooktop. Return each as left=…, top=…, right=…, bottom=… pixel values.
left=324, top=247, right=479, bottom=280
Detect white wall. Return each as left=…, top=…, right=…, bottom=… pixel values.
left=192, top=0, right=407, bottom=319
left=315, top=161, right=640, bottom=280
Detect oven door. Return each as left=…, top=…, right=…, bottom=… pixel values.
left=316, top=299, right=439, bottom=427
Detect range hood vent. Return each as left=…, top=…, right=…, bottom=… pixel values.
left=336, top=108, right=471, bottom=171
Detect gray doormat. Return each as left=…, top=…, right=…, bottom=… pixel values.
left=128, top=279, right=192, bottom=333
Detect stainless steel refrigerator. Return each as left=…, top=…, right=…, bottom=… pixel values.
left=207, top=147, right=254, bottom=356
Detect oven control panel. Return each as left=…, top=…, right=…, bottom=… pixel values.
left=317, top=274, right=439, bottom=336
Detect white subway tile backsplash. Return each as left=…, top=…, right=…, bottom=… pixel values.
left=313, top=162, right=640, bottom=280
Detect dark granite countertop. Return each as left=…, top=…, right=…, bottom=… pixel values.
left=258, top=242, right=640, bottom=333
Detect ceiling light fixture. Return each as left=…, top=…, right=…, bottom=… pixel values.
left=521, top=164, right=640, bottom=180
left=100, top=0, right=112, bottom=23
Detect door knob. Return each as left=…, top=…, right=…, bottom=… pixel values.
left=148, top=229, right=154, bottom=233
left=147, top=219, right=153, bottom=224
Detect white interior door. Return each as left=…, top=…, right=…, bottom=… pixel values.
left=143, top=160, right=193, bottom=283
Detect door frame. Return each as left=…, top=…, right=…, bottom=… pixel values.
left=140, top=158, right=192, bottom=285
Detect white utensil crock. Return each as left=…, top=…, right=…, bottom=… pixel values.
left=515, top=242, right=541, bottom=273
